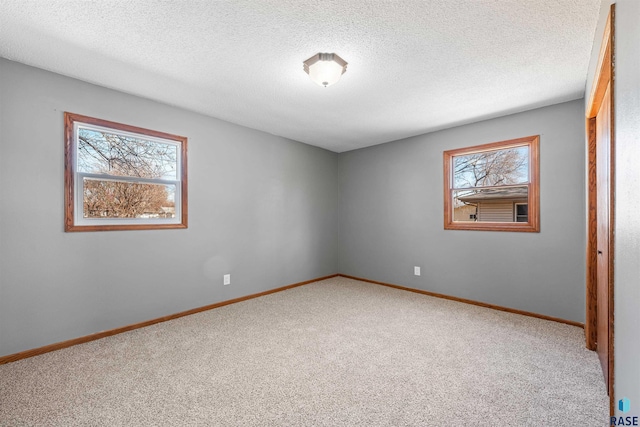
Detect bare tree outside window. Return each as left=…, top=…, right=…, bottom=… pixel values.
left=78, top=129, right=177, bottom=179
left=452, top=146, right=529, bottom=222
left=82, top=179, right=175, bottom=219
left=78, top=129, right=177, bottom=219
left=453, top=146, right=528, bottom=189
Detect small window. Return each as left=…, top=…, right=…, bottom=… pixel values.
left=443, top=135, right=539, bottom=232
left=514, top=203, right=528, bottom=222
left=64, top=113, right=188, bottom=231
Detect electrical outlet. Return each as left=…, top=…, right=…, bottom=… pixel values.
left=414, top=266, right=421, bottom=276
left=223, top=274, right=231, bottom=285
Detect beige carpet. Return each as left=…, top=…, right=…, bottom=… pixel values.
left=0, top=277, right=608, bottom=426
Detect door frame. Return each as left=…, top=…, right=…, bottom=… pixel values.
left=585, top=4, right=615, bottom=413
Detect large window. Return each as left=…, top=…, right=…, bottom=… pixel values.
left=64, top=113, right=188, bottom=231
left=443, top=135, right=539, bottom=232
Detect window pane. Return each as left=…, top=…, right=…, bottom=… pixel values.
left=453, top=146, right=528, bottom=189
left=78, top=128, right=178, bottom=180
left=516, top=204, right=528, bottom=222
left=453, top=186, right=528, bottom=223
left=83, top=178, right=176, bottom=219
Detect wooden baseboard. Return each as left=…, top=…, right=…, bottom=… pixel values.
left=339, top=274, right=584, bottom=328
left=0, top=272, right=583, bottom=365
left=0, top=274, right=339, bottom=365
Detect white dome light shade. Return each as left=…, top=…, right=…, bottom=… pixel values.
left=303, top=53, right=348, bottom=87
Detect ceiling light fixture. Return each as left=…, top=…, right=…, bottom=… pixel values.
left=303, top=53, right=348, bottom=87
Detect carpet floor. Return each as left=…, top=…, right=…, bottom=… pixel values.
left=0, top=276, right=609, bottom=426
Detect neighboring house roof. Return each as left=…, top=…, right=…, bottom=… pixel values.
left=458, top=187, right=528, bottom=202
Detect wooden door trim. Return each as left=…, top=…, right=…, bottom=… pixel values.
left=585, top=4, right=615, bottom=413
left=585, top=116, right=597, bottom=351
left=587, top=9, right=613, bottom=118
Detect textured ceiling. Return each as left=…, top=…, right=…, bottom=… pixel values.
left=0, top=0, right=601, bottom=152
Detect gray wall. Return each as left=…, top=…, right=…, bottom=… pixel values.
left=2, top=29, right=623, bottom=375
left=338, top=99, right=586, bottom=323
left=0, top=58, right=339, bottom=357
left=587, top=0, right=640, bottom=413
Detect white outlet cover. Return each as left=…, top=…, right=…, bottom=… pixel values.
left=223, top=274, right=231, bottom=285
left=414, top=266, right=421, bottom=276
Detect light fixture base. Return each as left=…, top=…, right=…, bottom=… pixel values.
left=303, top=53, right=348, bottom=87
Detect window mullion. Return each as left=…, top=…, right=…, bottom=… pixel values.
left=451, top=182, right=530, bottom=192
left=79, top=172, right=178, bottom=186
